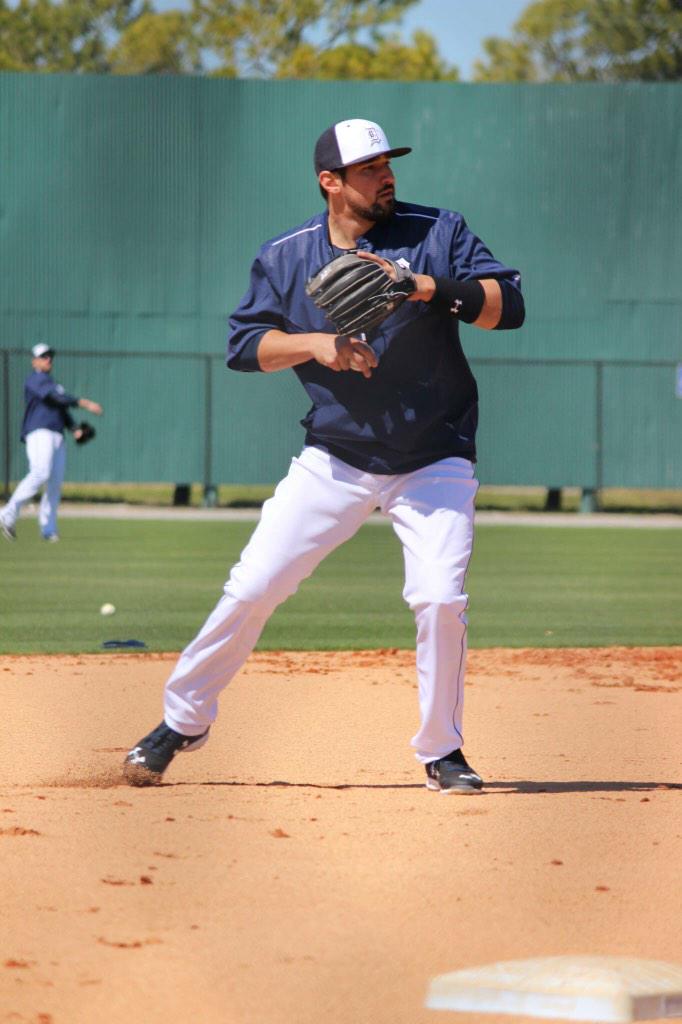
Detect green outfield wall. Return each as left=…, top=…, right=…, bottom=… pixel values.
left=1, top=75, right=681, bottom=492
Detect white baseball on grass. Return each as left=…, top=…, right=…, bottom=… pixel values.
left=100, top=603, right=116, bottom=616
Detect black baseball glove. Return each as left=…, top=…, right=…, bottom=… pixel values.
left=306, top=252, right=417, bottom=336
left=74, top=421, right=96, bottom=445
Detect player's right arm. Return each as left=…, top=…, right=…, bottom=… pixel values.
left=256, top=329, right=378, bottom=379
left=227, top=251, right=377, bottom=379
left=78, top=398, right=103, bottom=415
left=27, top=375, right=102, bottom=413
left=27, top=374, right=79, bottom=407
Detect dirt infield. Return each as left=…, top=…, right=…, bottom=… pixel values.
left=1, top=647, right=680, bottom=1024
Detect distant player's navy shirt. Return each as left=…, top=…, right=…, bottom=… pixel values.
left=227, top=201, right=524, bottom=474
left=20, top=371, right=79, bottom=441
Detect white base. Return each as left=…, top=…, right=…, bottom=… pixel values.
left=426, top=956, right=682, bottom=1022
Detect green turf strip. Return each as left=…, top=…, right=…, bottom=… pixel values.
left=0, top=519, right=679, bottom=653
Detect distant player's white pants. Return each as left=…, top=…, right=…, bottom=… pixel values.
left=1, top=429, right=65, bottom=538
left=164, top=446, right=478, bottom=762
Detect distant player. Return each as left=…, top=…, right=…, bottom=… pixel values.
left=0, top=343, right=103, bottom=542
left=124, top=117, right=525, bottom=792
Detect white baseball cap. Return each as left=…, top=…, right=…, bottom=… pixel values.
left=314, top=119, right=411, bottom=175
left=32, top=343, right=55, bottom=358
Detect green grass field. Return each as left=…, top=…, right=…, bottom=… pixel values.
left=0, top=518, right=680, bottom=654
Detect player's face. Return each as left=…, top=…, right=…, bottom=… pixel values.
left=341, top=156, right=396, bottom=224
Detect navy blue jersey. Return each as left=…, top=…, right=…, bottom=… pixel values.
left=20, top=371, right=79, bottom=441
left=228, top=200, right=523, bottom=474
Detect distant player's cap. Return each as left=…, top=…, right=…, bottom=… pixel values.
left=31, top=343, right=54, bottom=358
left=314, top=119, right=411, bottom=175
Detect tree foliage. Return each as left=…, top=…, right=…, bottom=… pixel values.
left=0, top=0, right=458, bottom=77
left=3, top=0, right=681, bottom=79
left=275, top=30, right=458, bottom=80
left=193, top=0, right=418, bottom=77
left=0, top=0, right=146, bottom=71
left=109, top=10, right=202, bottom=73
left=474, top=0, right=682, bottom=82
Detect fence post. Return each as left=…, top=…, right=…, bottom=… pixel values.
left=203, top=355, right=216, bottom=507
left=2, top=350, right=10, bottom=500
left=581, top=360, right=604, bottom=514
left=594, top=360, right=605, bottom=510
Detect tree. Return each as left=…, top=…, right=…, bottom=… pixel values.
left=0, top=0, right=147, bottom=72
left=0, top=0, right=459, bottom=78
left=473, top=0, right=682, bottom=82
left=275, top=29, right=459, bottom=80
left=109, top=10, right=202, bottom=73
left=191, top=0, right=423, bottom=78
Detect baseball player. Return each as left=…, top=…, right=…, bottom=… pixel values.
left=0, top=343, right=102, bottom=542
left=124, top=117, right=525, bottom=792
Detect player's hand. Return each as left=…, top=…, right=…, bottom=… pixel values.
left=354, top=251, right=435, bottom=302
left=310, top=332, right=378, bottom=379
left=79, top=398, right=103, bottom=415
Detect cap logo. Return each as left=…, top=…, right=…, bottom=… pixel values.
left=367, top=127, right=382, bottom=148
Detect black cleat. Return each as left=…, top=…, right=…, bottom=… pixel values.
left=123, top=721, right=209, bottom=786
left=425, top=748, right=483, bottom=793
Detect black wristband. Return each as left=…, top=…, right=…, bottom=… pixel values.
left=432, top=277, right=485, bottom=324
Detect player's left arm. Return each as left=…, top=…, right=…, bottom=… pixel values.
left=399, top=213, right=526, bottom=331
left=356, top=251, right=523, bottom=332
left=407, top=274, right=506, bottom=330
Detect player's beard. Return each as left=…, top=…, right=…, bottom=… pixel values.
left=348, top=191, right=395, bottom=225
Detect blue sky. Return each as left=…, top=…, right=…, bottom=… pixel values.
left=400, top=0, right=530, bottom=78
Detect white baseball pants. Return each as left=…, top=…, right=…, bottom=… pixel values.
left=164, top=446, right=479, bottom=763
left=1, top=429, right=66, bottom=538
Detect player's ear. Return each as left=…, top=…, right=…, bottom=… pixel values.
left=319, top=170, right=342, bottom=199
